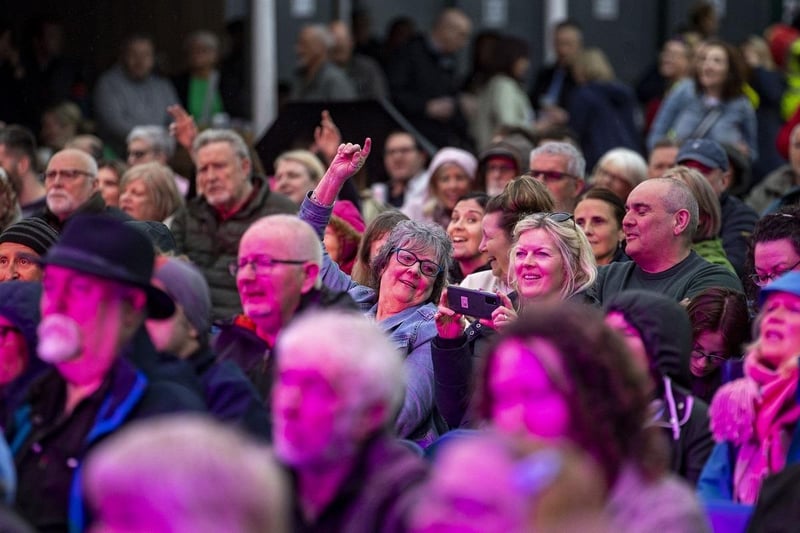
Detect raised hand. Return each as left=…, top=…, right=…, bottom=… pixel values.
left=326, top=138, right=372, bottom=184
left=481, top=291, right=517, bottom=331
left=168, top=104, right=198, bottom=152
left=311, top=110, right=342, bottom=163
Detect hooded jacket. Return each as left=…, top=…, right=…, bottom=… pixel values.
left=605, top=290, right=714, bottom=485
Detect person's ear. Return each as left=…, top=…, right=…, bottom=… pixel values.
left=673, top=208, right=691, bottom=235
left=301, top=262, right=320, bottom=293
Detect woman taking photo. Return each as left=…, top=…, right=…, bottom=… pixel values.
left=433, top=211, right=596, bottom=428
left=299, top=139, right=452, bottom=446
left=460, top=176, right=553, bottom=294
left=648, top=39, right=757, bottom=160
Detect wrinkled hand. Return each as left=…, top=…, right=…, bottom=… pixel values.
left=311, top=110, right=342, bottom=163
left=168, top=104, right=198, bottom=152
left=436, top=289, right=466, bottom=339
left=326, top=138, right=372, bottom=184
left=480, top=292, right=517, bottom=331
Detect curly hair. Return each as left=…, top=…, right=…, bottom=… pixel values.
left=744, top=206, right=800, bottom=302
left=476, top=301, right=667, bottom=487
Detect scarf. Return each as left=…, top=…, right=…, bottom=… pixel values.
left=709, top=349, right=800, bottom=504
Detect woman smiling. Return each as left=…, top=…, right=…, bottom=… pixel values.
left=299, top=139, right=452, bottom=446
left=447, top=192, right=489, bottom=283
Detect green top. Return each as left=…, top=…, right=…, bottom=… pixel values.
left=187, top=77, right=224, bottom=123
left=693, top=238, right=735, bottom=273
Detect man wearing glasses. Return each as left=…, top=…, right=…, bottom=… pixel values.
left=527, top=141, right=586, bottom=213
left=35, top=148, right=130, bottom=232
left=213, top=214, right=355, bottom=401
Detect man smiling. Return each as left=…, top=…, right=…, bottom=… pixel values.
left=591, top=177, right=741, bottom=304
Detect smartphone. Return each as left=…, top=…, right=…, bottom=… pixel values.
left=446, top=285, right=501, bottom=319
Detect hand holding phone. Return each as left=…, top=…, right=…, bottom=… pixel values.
left=446, top=285, right=501, bottom=320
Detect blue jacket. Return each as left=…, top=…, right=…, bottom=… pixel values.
left=8, top=358, right=205, bottom=532
left=697, top=422, right=800, bottom=503
left=299, top=197, right=439, bottom=445
left=647, top=79, right=758, bottom=161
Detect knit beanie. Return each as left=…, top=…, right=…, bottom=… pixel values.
left=152, top=257, right=212, bottom=337
left=332, top=200, right=366, bottom=233
left=0, top=218, right=59, bottom=256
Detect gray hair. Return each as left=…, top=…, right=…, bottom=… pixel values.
left=369, top=219, right=453, bottom=304
left=193, top=129, right=250, bottom=162
left=530, top=142, right=586, bottom=179
left=84, top=415, right=289, bottom=533
left=594, top=148, right=647, bottom=187
left=651, top=177, right=700, bottom=242
left=276, top=310, right=406, bottom=424
left=127, top=125, right=176, bottom=159
left=509, top=214, right=597, bottom=300
left=120, top=162, right=184, bottom=221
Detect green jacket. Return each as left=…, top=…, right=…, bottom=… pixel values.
left=692, top=238, right=735, bottom=273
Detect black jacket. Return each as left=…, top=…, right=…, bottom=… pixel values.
left=604, top=290, right=714, bottom=485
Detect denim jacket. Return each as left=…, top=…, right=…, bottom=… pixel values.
left=299, top=197, right=438, bottom=445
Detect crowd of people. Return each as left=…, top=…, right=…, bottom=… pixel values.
left=0, top=2, right=799, bottom=532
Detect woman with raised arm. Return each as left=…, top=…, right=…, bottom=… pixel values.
left=299, top=139, right=453, bottom=447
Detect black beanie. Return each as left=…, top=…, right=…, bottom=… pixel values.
left=0, top=217, right=59, bottom=256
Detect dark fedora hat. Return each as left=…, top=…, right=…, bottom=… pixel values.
left=39, top=214, right=175, bottom=318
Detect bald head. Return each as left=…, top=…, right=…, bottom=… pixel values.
left=431, top=8, right=472, bottom=54
left=243, top=215, right=322, bottom=268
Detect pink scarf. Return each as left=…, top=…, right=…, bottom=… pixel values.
left=709, top=350, right=800, bottom=504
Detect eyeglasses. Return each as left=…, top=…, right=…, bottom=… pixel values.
left=528, top=211, right=576, bottom=228
left=43, top=169, right=96, bottom=182
left=750, top=258, right=800, bottom=287
left=229, top=255, right=308, bottom=277
left=691, top=346, right=733, bottom=364
left=526, top=169, right=577, bottom=183
left=392, top=248, right=442, bottom=277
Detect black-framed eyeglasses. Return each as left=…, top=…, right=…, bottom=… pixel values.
left=229, top=255, right=308, bottom=277
left=750, top=258, right=800, bottom=287
left=526, top=169, right=578, bottom=183
left=393, top=248, right=442, bottom=278
left=690, top=346, right=730, bottom=364
left=43, top=169, right=96, bottom=182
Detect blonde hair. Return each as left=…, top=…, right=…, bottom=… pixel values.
left=509, top=214, right=597, bottom=300
left=120, top=161, right=184, bottom=221
left=274, top=150, right=326, bottom=184
left=573, top=48, right=615, bottom=82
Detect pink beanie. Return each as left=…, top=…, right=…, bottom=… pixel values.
left=332, top=200, right=365, bottom=233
